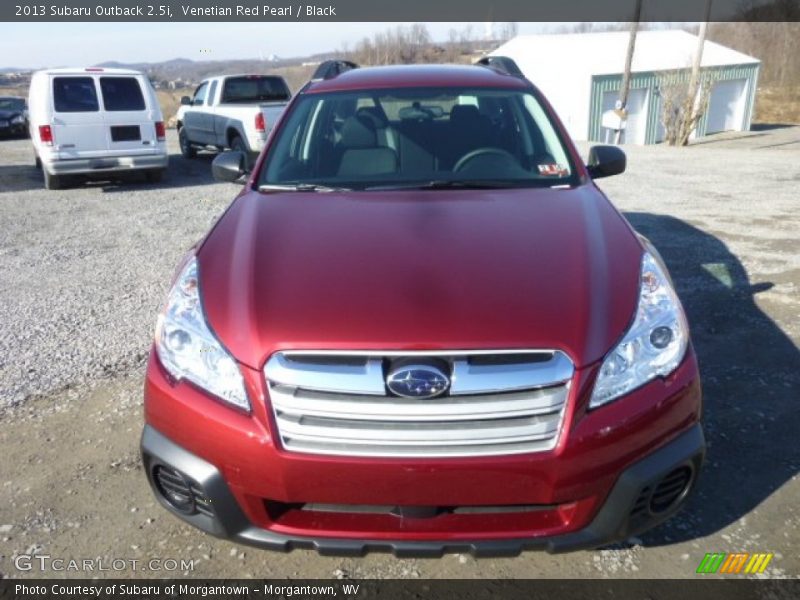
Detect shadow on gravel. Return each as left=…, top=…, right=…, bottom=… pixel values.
left=0, top=163, right=42, bottom=192
left=96, top=152, right=217, bottom=193
left=750, top=123, right=796, bottom=132
left=624, top=212, right=800, bottom=547
left=0, top=152, right=218, bottom=194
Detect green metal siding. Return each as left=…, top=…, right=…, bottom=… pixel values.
left=588, top=63, right=760, bottom=144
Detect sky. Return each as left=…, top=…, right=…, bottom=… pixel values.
left=0, top=22, right=566, bottom=70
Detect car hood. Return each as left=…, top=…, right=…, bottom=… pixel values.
left=0, top=109, right=22, bottom=120
left=198, top=186, right=643, bottom=369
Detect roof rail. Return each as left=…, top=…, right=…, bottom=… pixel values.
left=475, top=56, right=525, bottom=79
left=311, top=60, right=359, bottom=81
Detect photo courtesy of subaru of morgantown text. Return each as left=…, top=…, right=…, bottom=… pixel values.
left=0, top=5, right=798, bottom=589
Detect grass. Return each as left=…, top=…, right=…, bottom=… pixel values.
left=752, top=85, right=800, bottom=126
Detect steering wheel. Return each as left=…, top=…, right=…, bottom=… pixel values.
left=453, top=147, right=519, bottom=172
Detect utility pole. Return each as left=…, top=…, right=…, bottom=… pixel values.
left=616, top=0, right=644, bottom=144
left=681, top=0, right=713, bottom=145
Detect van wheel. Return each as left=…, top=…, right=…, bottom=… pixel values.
left=43, top=169, right=62, bottom=190
left=230, top=135, right=250, bottom=170
left=34, top=155, right=41, bottom=169
left=145, top=168, right=165, bottom=183
left=179, top=128, right=196, bottom=159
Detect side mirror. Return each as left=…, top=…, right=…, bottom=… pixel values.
left=212, top=151, right=247, bottom=183
left=587, top=145, right=626, bottom=179
left=180, top=96, right=191, bottom=106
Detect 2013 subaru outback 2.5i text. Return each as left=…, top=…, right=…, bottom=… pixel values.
left=141, top=58, right=705, bottom=557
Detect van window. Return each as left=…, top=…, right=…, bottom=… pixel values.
left=53, top=77, right=99, bottom=113
left=221, top=76, right=290, bottom=104
left=100, top=77, right=146, bottom=111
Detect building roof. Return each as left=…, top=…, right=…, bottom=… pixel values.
left=492, top=30, right=759, bottom=77
left=306, top=64, right=529, bottom=93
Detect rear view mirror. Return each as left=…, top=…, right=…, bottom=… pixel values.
left=180, top=96, right=191, bottom=106
left=212, top=151, right=248, bottom=184
left=587, top=145, right=626, bottom=179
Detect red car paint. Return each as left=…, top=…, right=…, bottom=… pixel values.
left=143, top=64, right=703, bottom=548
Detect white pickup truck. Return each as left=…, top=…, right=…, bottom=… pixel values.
left=176, top=74, right=291, bottom=167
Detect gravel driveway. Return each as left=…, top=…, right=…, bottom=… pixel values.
left=0, top=129, right=798, bottom=578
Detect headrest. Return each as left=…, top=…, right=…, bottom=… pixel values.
left=340, top=115, right=377, bottom=148
left=450, top=104, right=481, bottom=124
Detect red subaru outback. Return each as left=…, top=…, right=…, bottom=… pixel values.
left=141, top=59, right=704, bottom=556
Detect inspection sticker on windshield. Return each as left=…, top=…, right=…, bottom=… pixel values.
left=538, top=163, right=569, bottom=176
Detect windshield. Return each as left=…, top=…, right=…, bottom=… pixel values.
left=0, top=97, right=25, bottom=111
left=259, top=86, right=578, bottom=190
left=221, top=76, right=291, bottom=104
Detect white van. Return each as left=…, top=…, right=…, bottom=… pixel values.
left=28, top=68, right=168, bottom=189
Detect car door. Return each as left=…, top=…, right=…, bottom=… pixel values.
left=98, top=75, right=159, bottom=157
left=204, top=79, right=221, bottom=145
left=182, top=81, right=209, bottom=145
left=49, top=75, right=107, bottom=160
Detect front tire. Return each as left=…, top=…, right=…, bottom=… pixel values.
left=178, top=127, right=196, bottom=159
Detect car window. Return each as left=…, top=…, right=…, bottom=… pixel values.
left=53, top=77, right=99, bottom=113
left=193, top=82, right=208, bottom=106
left=0, top=98, right=25, bottom=111
left=99, top=77, right=146, bottom=111
left=260, top=87, right=577, bottom=190
left=221, top=76, right=290, bottom=104
left=207, top=80, right=217, bottom=106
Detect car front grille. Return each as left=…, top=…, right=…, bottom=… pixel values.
left=264, top=350, right=573, bottom=458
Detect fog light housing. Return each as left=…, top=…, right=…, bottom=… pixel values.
left=153, top=465, right=195, bottom=514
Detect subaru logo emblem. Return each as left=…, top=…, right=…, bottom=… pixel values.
left=386, top=364, right=450, bottom=399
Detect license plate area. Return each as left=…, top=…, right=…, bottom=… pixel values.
left=110, top=125, right=141, bottom=142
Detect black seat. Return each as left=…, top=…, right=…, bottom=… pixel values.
left=442, top=105, right=495, bottom=169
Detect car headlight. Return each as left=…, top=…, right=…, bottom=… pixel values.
left=589, top=251, right=689, bottom=408
left=155, top=256, right=249, bottom=410
left=11, top=115, right=24, bottom=124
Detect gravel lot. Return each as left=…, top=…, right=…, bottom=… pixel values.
left=0, top=129, right=798, bottom=578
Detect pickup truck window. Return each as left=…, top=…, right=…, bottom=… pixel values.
left=260, top=87, right=578, bottom=190
left=221, top=76, right=290, bottom=104
left=193, top=82, right=208, bottom=106
left=207, top=80, right=218, bottom=106
left=99, top=77, right=145, bottom=112
left=53, top=77, right=99, bottom=113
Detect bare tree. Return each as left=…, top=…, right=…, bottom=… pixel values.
left=659, top=0, right=715, bottom=145
left=659, top=70, right=714, bottom=146
left=616, top=0, right=644, bottom=143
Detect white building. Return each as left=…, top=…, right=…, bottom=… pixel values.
left=491, top=30, right=761, bottom=144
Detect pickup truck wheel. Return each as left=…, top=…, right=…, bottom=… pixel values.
left=43, top=169, right=62, bottom=190
left=230, top=136, right=251, bottom=170
left=179, top=128, right=196, bottom=159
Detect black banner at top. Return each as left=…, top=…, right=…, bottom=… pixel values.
left=2, top=0, right=800, bottom=22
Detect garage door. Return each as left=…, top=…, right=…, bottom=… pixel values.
left=706, top=79, right=747, bottom=134
left=601, top=88, right=648, bottom=145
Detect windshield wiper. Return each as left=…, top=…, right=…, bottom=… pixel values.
left=366, top=180, right=523, bottom=191
left=258, top=183, right=351, bottom=193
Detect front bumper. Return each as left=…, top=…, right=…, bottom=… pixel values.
left=0, top=122, right=26, bottom=136
left=141, top=421, right=705, bottom=557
